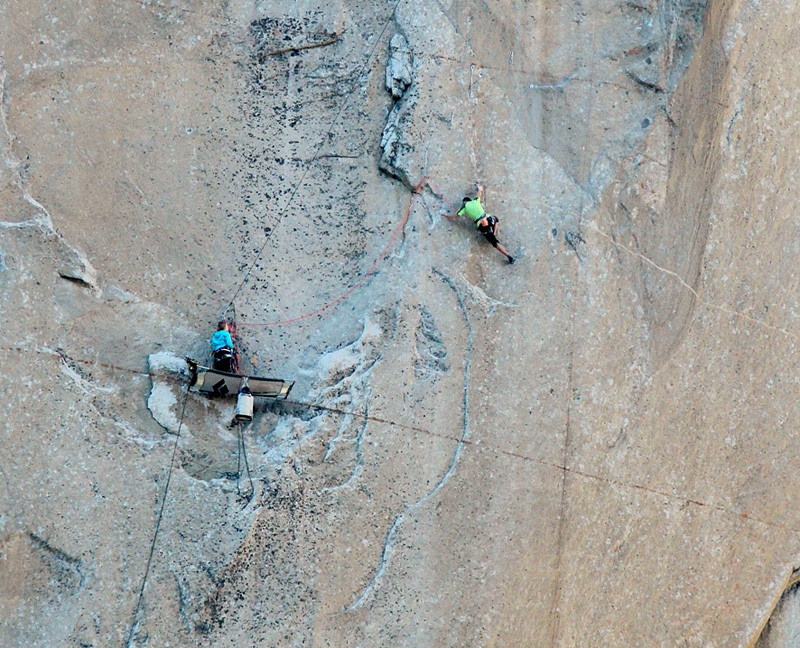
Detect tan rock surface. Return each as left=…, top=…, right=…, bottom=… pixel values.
left=2, top=0, right=799, bottom=646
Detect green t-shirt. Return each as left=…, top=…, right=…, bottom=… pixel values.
left=457, top=197, right=486, bottom=226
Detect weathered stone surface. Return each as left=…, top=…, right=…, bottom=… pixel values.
left=385, top=33, right=413, bottom=100
left=4, top=0, right=800, bottom=646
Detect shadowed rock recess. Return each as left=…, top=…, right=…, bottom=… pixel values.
left=3, top=0, right=800, bottom=646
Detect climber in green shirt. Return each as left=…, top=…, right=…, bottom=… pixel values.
left=450, top=184, right=514, bottom=264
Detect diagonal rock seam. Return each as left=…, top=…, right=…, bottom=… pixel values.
left=27, top=531, right=86, bottom=593
left=747, top=566, right=800, bottom=648
left=589, top=222, right=800, bottom=343
left=346, top=267, right=473, bottom=611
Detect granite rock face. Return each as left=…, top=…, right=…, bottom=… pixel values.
left=2, top=0, right=800, bottom=646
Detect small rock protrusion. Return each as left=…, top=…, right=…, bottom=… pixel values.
left=54, top=237, right=99, bottom=293
left=565, top=230, right=586, bottom=260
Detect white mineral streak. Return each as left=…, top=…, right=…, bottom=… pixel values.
left=146, top=382, right=181, bottom=434
left=148, top=350, right=190, bottom=376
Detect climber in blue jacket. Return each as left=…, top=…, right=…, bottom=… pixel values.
left=211, top=321, right=236, bottom=373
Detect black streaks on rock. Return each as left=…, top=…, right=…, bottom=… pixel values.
left=0, top=531, right=85, bottom=601
left=196, top=476, right=320, bottom=643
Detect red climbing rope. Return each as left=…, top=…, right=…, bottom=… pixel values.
left=239, top=176, right=447, bottom=327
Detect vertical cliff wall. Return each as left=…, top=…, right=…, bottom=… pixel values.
left=2, top=0, right=800, bottom=646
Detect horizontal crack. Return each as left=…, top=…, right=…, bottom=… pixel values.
left=258, top=32, right=342, bottom=62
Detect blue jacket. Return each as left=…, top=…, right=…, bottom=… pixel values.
left=211, top=330, right=233, bottom=351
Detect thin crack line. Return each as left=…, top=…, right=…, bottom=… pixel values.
left=549, top=307, right=575, bottom=646
left=322, top=408, right=354, bottom=461
left=320, top=393, right=371, bottom=493
left=1, top=71, right=55, bottom=231
left=588, top=222, right=798, bottom=341
left=258, top=32, right=342, bottom=61
left=549, top=8, right=602, bottom=642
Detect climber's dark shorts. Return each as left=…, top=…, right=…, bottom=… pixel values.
left=213, top=347, right=235, bottom=373
left=478, top=216, right=500, bottom=248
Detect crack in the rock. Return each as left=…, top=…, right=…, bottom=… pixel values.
left=550, top=6, right=602, bottom=641
left=626, top=69, right=665, bottom=93
left=52, top=347, right=115, bottom=397
left=58, top=272, right=95, bottom=289
left=1, top=72, right=55, bottom=232
left=588, top=222, right=799, bottom=342
left=310, top=152, right=365, bottom=161
left=0, top=70, right=52, bottom=235
left=1, top=70, right=99, bottom=293
left=548, top=299, right=575, bottom=647
left=257, top=31, right=342, bottom=62
left=321, top=396, right=371, bottom=493
left=346, top=267, right=472, bottom=611
left=171, top=569, right=193, bottom=632
left=27, top=531, right=86, bottom=592
left=528, top=71, right=579, bottom=91
left=726, top=99, right=743, bottom=149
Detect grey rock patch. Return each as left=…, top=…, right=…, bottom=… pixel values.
left=386, top=33, right=414, bottom=99
left=263, top=313, right=385, bottom=484
left=754, top=570, right=800, bottom=648
left=103, top=284, right=141, bottom=304
left=414, top=305, right=447, bottom=379
left=148, top=350, right=190, bottom=377
left=379, top=87, right=420, bottom=188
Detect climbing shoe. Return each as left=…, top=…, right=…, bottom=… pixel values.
left=508, top=256, right=515, bottom=265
